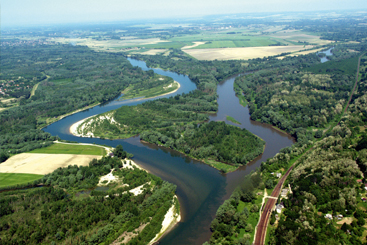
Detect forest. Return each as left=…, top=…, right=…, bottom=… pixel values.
left=75, top=49, right=266, bottom=171
left=235, top=43, right=366, bottom=139
left=205, top=43, right=367, bottom=245
left=140, top=121, right=264, bottom=171
left=0, top=43, right=172, bottom=159
left=0, top=145, right=177, bottom=245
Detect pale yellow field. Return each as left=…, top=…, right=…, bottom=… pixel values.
left=183, top=45, right=315, bottom=61
left=140, top=49, right=167, bottom=55
left=287, top=48, right=325, bottom=56
left=49, top=37, right=169, bottom=52
left=0, top=153, right=102, bottom=175
left=181, top=42, right=206, bottom=50
left=269, top=31, right=333, bottom=45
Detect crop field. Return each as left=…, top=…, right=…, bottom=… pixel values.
left=140, top=49, right=167, bottom=55
left=189, top=38, right=280, bottom=49
left=268, top=31, right=333, bottom=45
left=0, top=173, right=43, bottom=188
left=50, top=37, right=173, bottom=51
left=28, top=143, right=106, bottom=155
left=183, top=45, right=314, bottom=60
left=0, top=153, right=102, bottom=175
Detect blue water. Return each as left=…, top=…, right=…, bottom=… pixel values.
left=317, top=47, right=334, bottom=63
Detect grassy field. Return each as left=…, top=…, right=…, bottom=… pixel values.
left=304, top=55, right=359, bottom=76
left=0, top=173, right=43, bottom=188
left=120, top=81, right=179, bottom=100
left=49, top=78, right=73, bottom=84
left=204, top=159, right=238, bottom=173
left=190, top=38, right=281, bottom=49
left=226, top=116, right=241, bottom=125
left=28, top=143, right=106, bottom=155
left=233, top=191, right=264, bottom=242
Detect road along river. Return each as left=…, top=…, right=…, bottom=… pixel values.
left=43, top=59, right=294, bottom=245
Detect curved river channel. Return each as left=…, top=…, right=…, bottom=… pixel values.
left=43, top=59, right=294, bottom=245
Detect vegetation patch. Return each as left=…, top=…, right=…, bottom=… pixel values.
left=141, top=121, right=265, bottom=172
left=0, top=146, right=177, bottom=245
left=120, top=75, right=179, bottom=100
left=28, top=143, right=106, bottom=155
left=0, top=173, right=43, bottom=188
left=226, top=116, right=241, bottom=125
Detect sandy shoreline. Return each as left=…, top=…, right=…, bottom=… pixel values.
left=69, top=81, right=181, bottom=138
left=148, top=195, right=181, bottom=245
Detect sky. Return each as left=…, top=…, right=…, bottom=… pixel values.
left=2, top=0, right=367, bottom=27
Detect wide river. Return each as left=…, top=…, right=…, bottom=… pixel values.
left=43, top=59, right=294, bottom=245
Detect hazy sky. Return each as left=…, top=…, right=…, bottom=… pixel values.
left=2, top=0, right=367, bottom=27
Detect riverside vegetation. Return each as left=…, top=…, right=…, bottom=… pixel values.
left=0, top=43, right=177, bottom=160
left=205, top=45, right=367, bottom=244
left=0, top=145, right=178, bottom=245
left=2, top=13, right=367, bottom=245
left=74, top=49, right=266, bottom=172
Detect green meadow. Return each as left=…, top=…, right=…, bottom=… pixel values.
left=28, top=143, right=106, bottom=155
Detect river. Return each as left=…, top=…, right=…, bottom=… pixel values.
left=317, top=47, right=334, bottom=63
left=43, top=59, right=294, bottom=245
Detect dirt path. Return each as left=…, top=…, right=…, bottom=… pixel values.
left=181, top=41, right=206, bottom=50
left=342, top=52, right=366, bottom=114
left=30, top=82, right=40, bottom=98
left=111, top=223, right=149, bottom=244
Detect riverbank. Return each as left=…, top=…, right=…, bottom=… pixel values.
left=69, top=81, right=181, bottom=138
left=119, top=80, right=181, bottom=102
left=148, top=195, right=181, bottom=245
left=41, top=102, right=101, bottom=130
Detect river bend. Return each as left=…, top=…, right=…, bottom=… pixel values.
left=43, top=59, right=294, bottom=245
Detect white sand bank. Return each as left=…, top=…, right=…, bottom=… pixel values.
left=148, top=196, right=181, bottom=245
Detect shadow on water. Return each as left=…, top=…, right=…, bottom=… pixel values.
left=43, top=60, right=294, bottom=245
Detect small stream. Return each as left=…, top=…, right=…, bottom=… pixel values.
left=43, top=60, right=294, bottom=245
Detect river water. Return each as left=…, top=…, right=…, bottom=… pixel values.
left=317, top=47, right=334, bottom=63
left=43, top=60, right=294, bottom=245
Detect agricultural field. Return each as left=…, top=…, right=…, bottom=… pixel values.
left=44, top=25, right=332, bottom=61
left=28, top=142, right=107, bottom=155
left=183, top=45, right=314, bottom=60
left=0, top=173, right=43, bottom=188
left=0, top=153, right=103, bottom=175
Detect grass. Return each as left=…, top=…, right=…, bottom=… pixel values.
left=49, top=78, right=73, bottom=84
left=28, top=143, right=106, bottom=155
left=30, top=82, right=40, bottom=98
left=226, top=116, right=241, bottom=125
left=120, top=80, right=179, bottom=100
left=190, top=37, right=282, bottom=49
left=234, top=82, right=249, bottom=107
left=304, top=55, right=359, bottom=76
left=204, top=159, right=238, bottom=173
left=232, top=190, right=264, bottom=242
left=0, top=173, right=43, bottom=188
